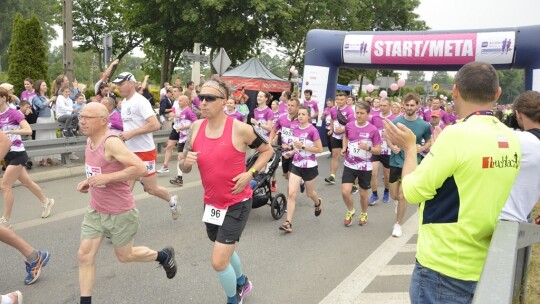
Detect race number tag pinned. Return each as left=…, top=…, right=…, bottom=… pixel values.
left=202, top=204, right=228, bottom=226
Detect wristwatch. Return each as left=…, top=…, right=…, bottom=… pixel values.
left=249, top=167, right=259, bottom=178
left=301, top=145, right=305, bottom=150
left=368, top=146, right=372, bottom=151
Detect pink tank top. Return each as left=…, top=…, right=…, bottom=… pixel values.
left=85, top=131, right=135, bottom=214
left=193, top=116, right=252, bottom=209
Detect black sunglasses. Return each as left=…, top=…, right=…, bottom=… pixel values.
left=198, top=94, right=224, bottom=102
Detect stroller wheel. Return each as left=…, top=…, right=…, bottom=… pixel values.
left=271, top=193, right=287, bottom=220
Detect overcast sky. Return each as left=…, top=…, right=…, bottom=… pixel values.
left=415, top=0, right=540, bottom=30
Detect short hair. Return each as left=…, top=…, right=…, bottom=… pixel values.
left=101, top=97, right=116, bottom=110
left=336, top=92, right=347, bottom=97
left=20, top=100, right=31, bottom=107
left=304, top=89, right=313, bottom=95
left=454, top=62, right=499, bottom=104
left=356, top=101, right=370, bottom=113
left=60, top=86, right=70, bottom=92
left=75, top=93, right=84, bottom=99
left=513, top=91, right=540, bottom=123
left=298, top=104, right=311, bottom=116
left=282, top=91, right=291, bottom=99
left=403, top=92, right=421, bottom=104
left=187, top=81, right=195, bottom=86
left=289, top=97, right=301, bottom=106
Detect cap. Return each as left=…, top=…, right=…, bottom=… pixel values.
left=431, top=110, right=441, bottom=118
left=112, top=72, right=136, bottom=84
left=0, top=83, right=14, bottom=91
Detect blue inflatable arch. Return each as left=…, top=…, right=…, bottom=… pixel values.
left=301, top=25, right=540, bottom=122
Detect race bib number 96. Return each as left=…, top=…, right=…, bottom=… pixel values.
left=202, top=204, right=228, bottom=226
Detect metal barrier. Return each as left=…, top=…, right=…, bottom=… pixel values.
left=473, top=220, right=540, bottom=304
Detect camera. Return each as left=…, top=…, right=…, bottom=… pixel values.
left=502, top=112, right=520, bottom=130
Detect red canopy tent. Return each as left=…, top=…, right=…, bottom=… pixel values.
left=221, top=58, right=291, bottom=93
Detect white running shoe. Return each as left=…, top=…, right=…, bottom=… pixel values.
left=392, top=223, right=403, bottom=238
left=157, top=167, right=170, bottom=174
left=69, top=154, right=79, bottom=160
left=41, top=198, right=55, bottom=218
left=170, top=195, right=180, bottom=220
left=0, top=217, right=12, bottom=229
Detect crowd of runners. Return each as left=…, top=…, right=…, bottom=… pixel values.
left=1, top=60, right=540, bottom=304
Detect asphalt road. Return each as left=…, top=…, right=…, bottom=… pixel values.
left=0, top=153, right=417, bottom=303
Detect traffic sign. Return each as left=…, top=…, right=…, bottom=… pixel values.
left=212, top=48, right=231, bottom=76
left=182, top=51, right=208, bottom=63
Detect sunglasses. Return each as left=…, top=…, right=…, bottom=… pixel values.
left=198, top=94, right=224, bottom=102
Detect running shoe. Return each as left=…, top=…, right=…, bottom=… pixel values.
left=0, top=217, right=11, bottom=229
left=382, top=191, right=390, bottom=203
left=368, top=193, right=379, bottom=206
left=170, top=195, right=180, bottom=220
left=61, top=129, right=72, bottom=137
left=41, top=198, right=55, bottom=218
left=358, top=213, right=368, bottom=226
left=69, top=153, right=79, bottom=160
left=300, top=180, right=305, bottom=193
left=1, top=290, right=22, bottom=304
left=237, top=276, right=253, bottom=304
left=351, top=184, right=359, bottom=195
left=169, top=176, right=183, bottom=186
left=159, top=247, right=177, bottom=279
left=324, top=175, right=336, bottom=184
left=344, top=209, right=356, bottom=227
left=392, top=223, right=403, bottom=238
left=157, top=167, right=169, bottom=174
left=24, top=250, right=50, bottom=285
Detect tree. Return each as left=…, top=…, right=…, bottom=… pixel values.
left=73, top=0, right=144, bottom=70
left=431, top=71, right=453, bottom=85
left=407, top=71, right=425, bottom=83
left=8, top=14, right=49, bottom=95
left=0, top=0, right=61, bottom=71
left=498, top=69, right=524, bottom=104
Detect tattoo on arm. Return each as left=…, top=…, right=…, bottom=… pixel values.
left=179, top=126, right=194, bottom=173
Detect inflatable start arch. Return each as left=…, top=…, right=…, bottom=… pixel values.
left=301, top=25, right=540, bottom=124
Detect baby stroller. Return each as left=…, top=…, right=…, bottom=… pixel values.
left=246, top=146, right=287, bottom=220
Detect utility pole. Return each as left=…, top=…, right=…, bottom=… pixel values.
left=63, top=0, right=74, bottom=81
left=191, top=43, right=201, bottom=85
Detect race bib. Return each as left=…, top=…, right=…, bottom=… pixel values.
left=85, top=164, right=106, bottom=188
left=144, top=159, right=156, bottom=174
left=348, top=142, right=370, bottom=158
left=281, top=127, right=293, bottom=144
left=202, top=204, right=228, bottom=226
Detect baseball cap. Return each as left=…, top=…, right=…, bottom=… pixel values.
left=112, top=72, right=136, bottom=84
left=431, top=110, right=441, bottom=118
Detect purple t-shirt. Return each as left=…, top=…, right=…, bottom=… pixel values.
left=424, top=108, right=450, bottom=125
left=0, top=107, right=25, bottom=152
left=448, top=113, right=460, bottom=124
left=292, top=124, right=320, bottom=168
left=370, top=107, right=381, bottom=118
left=109, top=111, right=123, bottom=132
left=303, top=99, right=319, bottom=124
left=175, top=107, right=198, bottom=143
left=253, top=106, right=274, bottom=139
left=330, top=105, right=355, bottom=139
left=21, top=90, right=36, bottom=103
left=370, top=112, right=396, bottom=155
left=323, top=106, right=333, bottom=130
left=225, top=109, right=244, bottom=122
left=278, top=101, right=288, bottom=116
left=274, top=115, right=299, bottom=155
left=344, top=121, right=382, bottom=171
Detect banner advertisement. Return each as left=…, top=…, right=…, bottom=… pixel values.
left=343, top=31, right=515, bottom=66
left=221, top=77, right=290, bottom=93
left=301, top=65, right=329, bottom=127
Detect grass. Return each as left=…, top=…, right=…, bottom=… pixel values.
left=526, top=204, right=540, bottom=303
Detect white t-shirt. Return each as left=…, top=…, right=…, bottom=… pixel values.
left=499, top=130, right=540, bottom=222
left=121, top=92, right=156, bottom=152
left=56, top=95, right=74, bottom=117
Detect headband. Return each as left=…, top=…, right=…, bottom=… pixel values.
left=201, top=80, right=227, bottom=98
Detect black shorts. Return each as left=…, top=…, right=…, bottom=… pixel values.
left=342, top=166, right=372, bottom=189
left=168, top=129, right=179, bottom=141
left=4, top=151, right=28, bottom=166
left=372, top=154, right=390, bottom=168
left=177, top=142, right=185, bottom=153
left=205, top=199, right=252, bottom=245
left=281, top=156, right=293, bottom=174
left=389, top=166, right=403, bottom=183
left=290, top=165, right=318, bottom=182
left=330, top=137, right=343, bottom=149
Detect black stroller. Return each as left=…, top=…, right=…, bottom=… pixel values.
left=246, top=146, right=287, bottom=220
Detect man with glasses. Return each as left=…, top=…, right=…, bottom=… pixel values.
left=385, top=92, right=431, bottom=238
left=112, top=72, right=180, bottom=220
left=180, top=79, right=272, bottom=304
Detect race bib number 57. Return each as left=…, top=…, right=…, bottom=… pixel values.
left=202, top=204, right=228, bottom=226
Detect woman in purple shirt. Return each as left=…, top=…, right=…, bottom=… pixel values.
left=224, top=98, right=245, bottom=122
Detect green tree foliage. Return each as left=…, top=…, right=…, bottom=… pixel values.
left=431, top=71, right=453, bottom=85
left=407, top=71, right=425, bottom=82
left=73, top=0, right=144, bottom=70
left=498, top=69, right=524, bottom=104
left=0, top=0, right=60, bottom=71
left=8, top=14, right=49, bottom=95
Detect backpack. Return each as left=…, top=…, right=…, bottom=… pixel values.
left=26, top=96, right=40, bottom=124
left=337, top=109, right=348, bottom=125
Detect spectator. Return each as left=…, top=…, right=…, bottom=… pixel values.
left=56, top=86, right=79, bottom=137
left=159, top=88, right=174, bottom=130
left=20, top=78, right=36, bottom=103
left=100, top=96, right=123, bottom=133
left=31, top=80, right=58, bottom=166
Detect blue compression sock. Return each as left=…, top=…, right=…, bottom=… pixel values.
left=218, top=264, right=237, bottom=298
left=230, top=251, right=245, bottom=284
